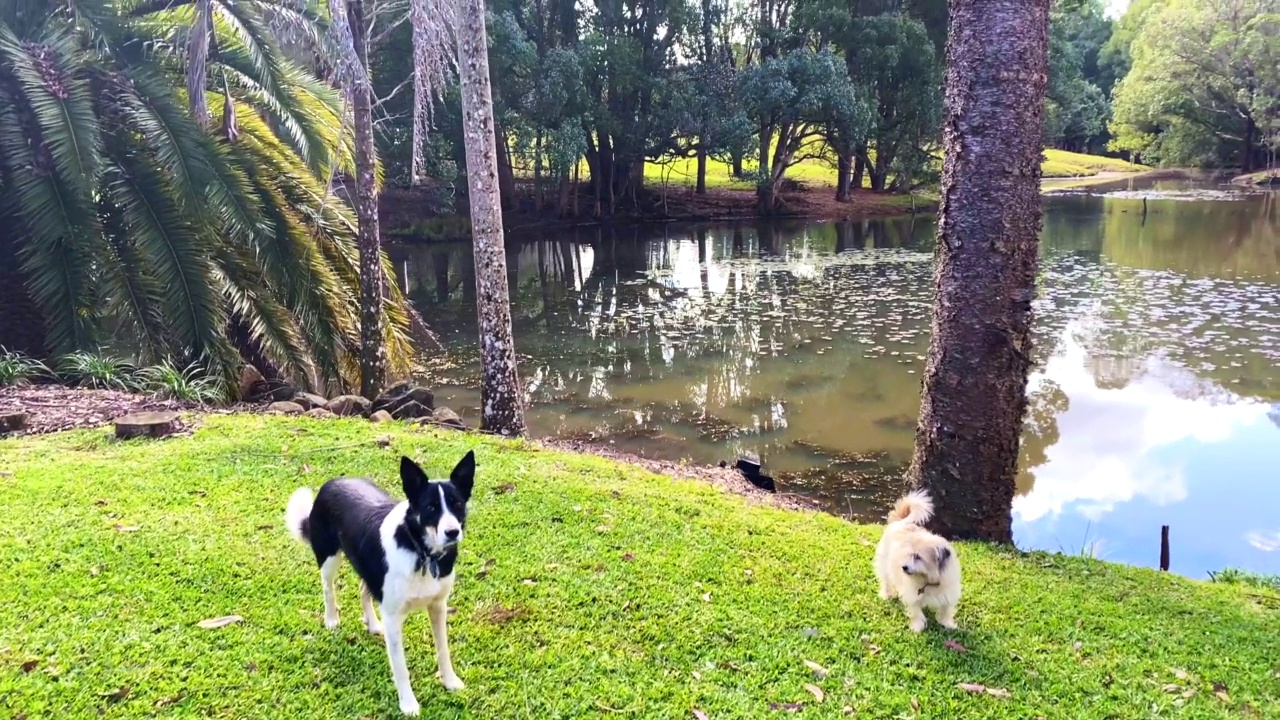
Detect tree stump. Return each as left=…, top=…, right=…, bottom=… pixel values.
left=114, top=411, right=182, bottom=440
left=0, top=412, right=27, bottom=435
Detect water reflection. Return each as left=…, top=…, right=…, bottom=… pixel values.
left=389, top=179, right=1280, bottom=577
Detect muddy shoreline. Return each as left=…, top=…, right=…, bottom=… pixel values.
left=0, top=385, right=820, bottom=513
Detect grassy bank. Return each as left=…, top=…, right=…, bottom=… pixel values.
left=383, top=149, right=1144, bottom=241
left=3, top=415, right=1275, bottom=719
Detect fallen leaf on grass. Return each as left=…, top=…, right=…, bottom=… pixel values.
left=94, top=499, right=108, bottom=507
left=842, top=706, right=854, bottom=716
left=803, top=660, right=829, bottom=679
left=21, top=659, right=38, bottom=673
left=255, top=525, right=272, bottom=531
left=1161, top=684, right=1183, bottom=694
left=154, top=694, right=184, bottom=709
left=943, top=639, right=968, bottom=653
left=693, top=710, right=709, bottom=720
left=99, top=687, right=131, bottom=704
left=1171, top=668, right=1190, bottom=680
left=769, top=702, right=805, bottom=712
left=375, top=435, right=392, bottom=447
left=957, top=683, right=1010, bottom=699
left=802, top=627, right=821, bottom=639
left=702, top=593, right=712, bottom=603
left=1072, top=641, right=1083, bottom=653
left=910, top=697, right=920, bottom=712
left=196, top=615, right=243, bottom=629
left=476, top=558, right=496, bottom=579
left=1212, top=682, right=1230, bottom=703
left=803, top=684, right=825, bottom=703
left=494, top=483, right=516, bottom=495
left=112, top=524, right=140, bottom=533
left=623, top=552, right=635, bottom=562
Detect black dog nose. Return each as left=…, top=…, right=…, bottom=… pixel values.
left=445, top=529, right=461, bottom=540
left=901, top=565, right=911, bottom=573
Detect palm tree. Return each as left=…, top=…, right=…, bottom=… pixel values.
left=0, top=0, right=417, bottom=394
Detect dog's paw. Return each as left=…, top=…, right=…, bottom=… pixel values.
left=441, top=674, right=465, bottom=692
left=324, top=614, right=340, bottom=630
left=399, top=696, right=421, bottom=716
left=940, top=619, right=958, bottom=630
left=877, top=587, right=892, bottom=600
left=908, top=616, right=927, bottom=633
left=366, top=620, right=384, bottom=635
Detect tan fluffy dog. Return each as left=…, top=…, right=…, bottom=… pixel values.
left=873, top=489, right=961, bottom=632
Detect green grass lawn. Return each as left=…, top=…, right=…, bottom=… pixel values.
left=639, top=149, right=1148, bottom=189
left=2, top=415, right=1276, bottom=719
left=526, top=148, right=1147, bottom=193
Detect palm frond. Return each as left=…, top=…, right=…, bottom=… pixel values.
left=104, top=142, right=229, bottom=371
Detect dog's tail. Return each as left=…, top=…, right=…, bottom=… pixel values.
left=886, top=489, right=934, bottom=525
left=285, top=488, right=314, bottom=543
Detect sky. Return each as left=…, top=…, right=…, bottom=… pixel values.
left=1106, top=0, right=1132, bottom=18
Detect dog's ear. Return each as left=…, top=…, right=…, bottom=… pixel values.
left=935, top=545, right=952, bottom=571
left=450, top=450, right=475, bottom=502
left=400, top=456, right=430, bottom=503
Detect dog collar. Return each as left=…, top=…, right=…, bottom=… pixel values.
left=918, top=582, right=940, bottom=595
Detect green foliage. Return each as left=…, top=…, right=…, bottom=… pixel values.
left=0, top=348, right=51, bottom=387
left=138, top=360, right=228, bottom=404
left=0, top=0, right=417, bottom=391
left=1108, top=0, right=1278, bottom=168
left=1045, top=0, right=1113, bottom=152
left=741, top=47, right=871, bottom=185
left=1209, top=568, right=1280, bottom=593
left=2, top=415, right=1279, bottom=718
left=55, top=352, right=141, bottom=392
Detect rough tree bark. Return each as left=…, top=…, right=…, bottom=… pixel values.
left=905, top=0, right=1050, bottom=543
left=456, top=0, right=527, bottom=436
left=347, top=0, right=387, bottom=399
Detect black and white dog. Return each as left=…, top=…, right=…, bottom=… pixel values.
left=285, top=451, right=475, bottom=716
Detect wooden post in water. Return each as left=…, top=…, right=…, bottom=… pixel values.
left=1159, top=525, right=1170, bottom=572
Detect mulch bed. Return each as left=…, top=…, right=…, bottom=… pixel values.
left=0, top=385, right=194, bottom=437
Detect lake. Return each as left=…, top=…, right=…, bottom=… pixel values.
left=389, top=176, right=1280, bottom=579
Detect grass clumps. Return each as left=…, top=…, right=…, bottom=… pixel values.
left=1, top=415, right=1276, bottom=719
left=0, top=351, right=227, bottom=403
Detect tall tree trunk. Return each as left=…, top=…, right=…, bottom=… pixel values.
left=457, top=0, right=527, bottom=435
left=696, top=145, right=708, bottom=195
left=757, top=124, right=773, bottom=213
left=853, top=146, right=868, bottom=191
left=494, top=120, right=517, bottom=210
left=835, top=151, right=852, bottom=201
left=1242, top=117, right=1256, bottom=174
left=347, top=0, right=387, bottom=399
left=905, top=0, right=1049, bottom=543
